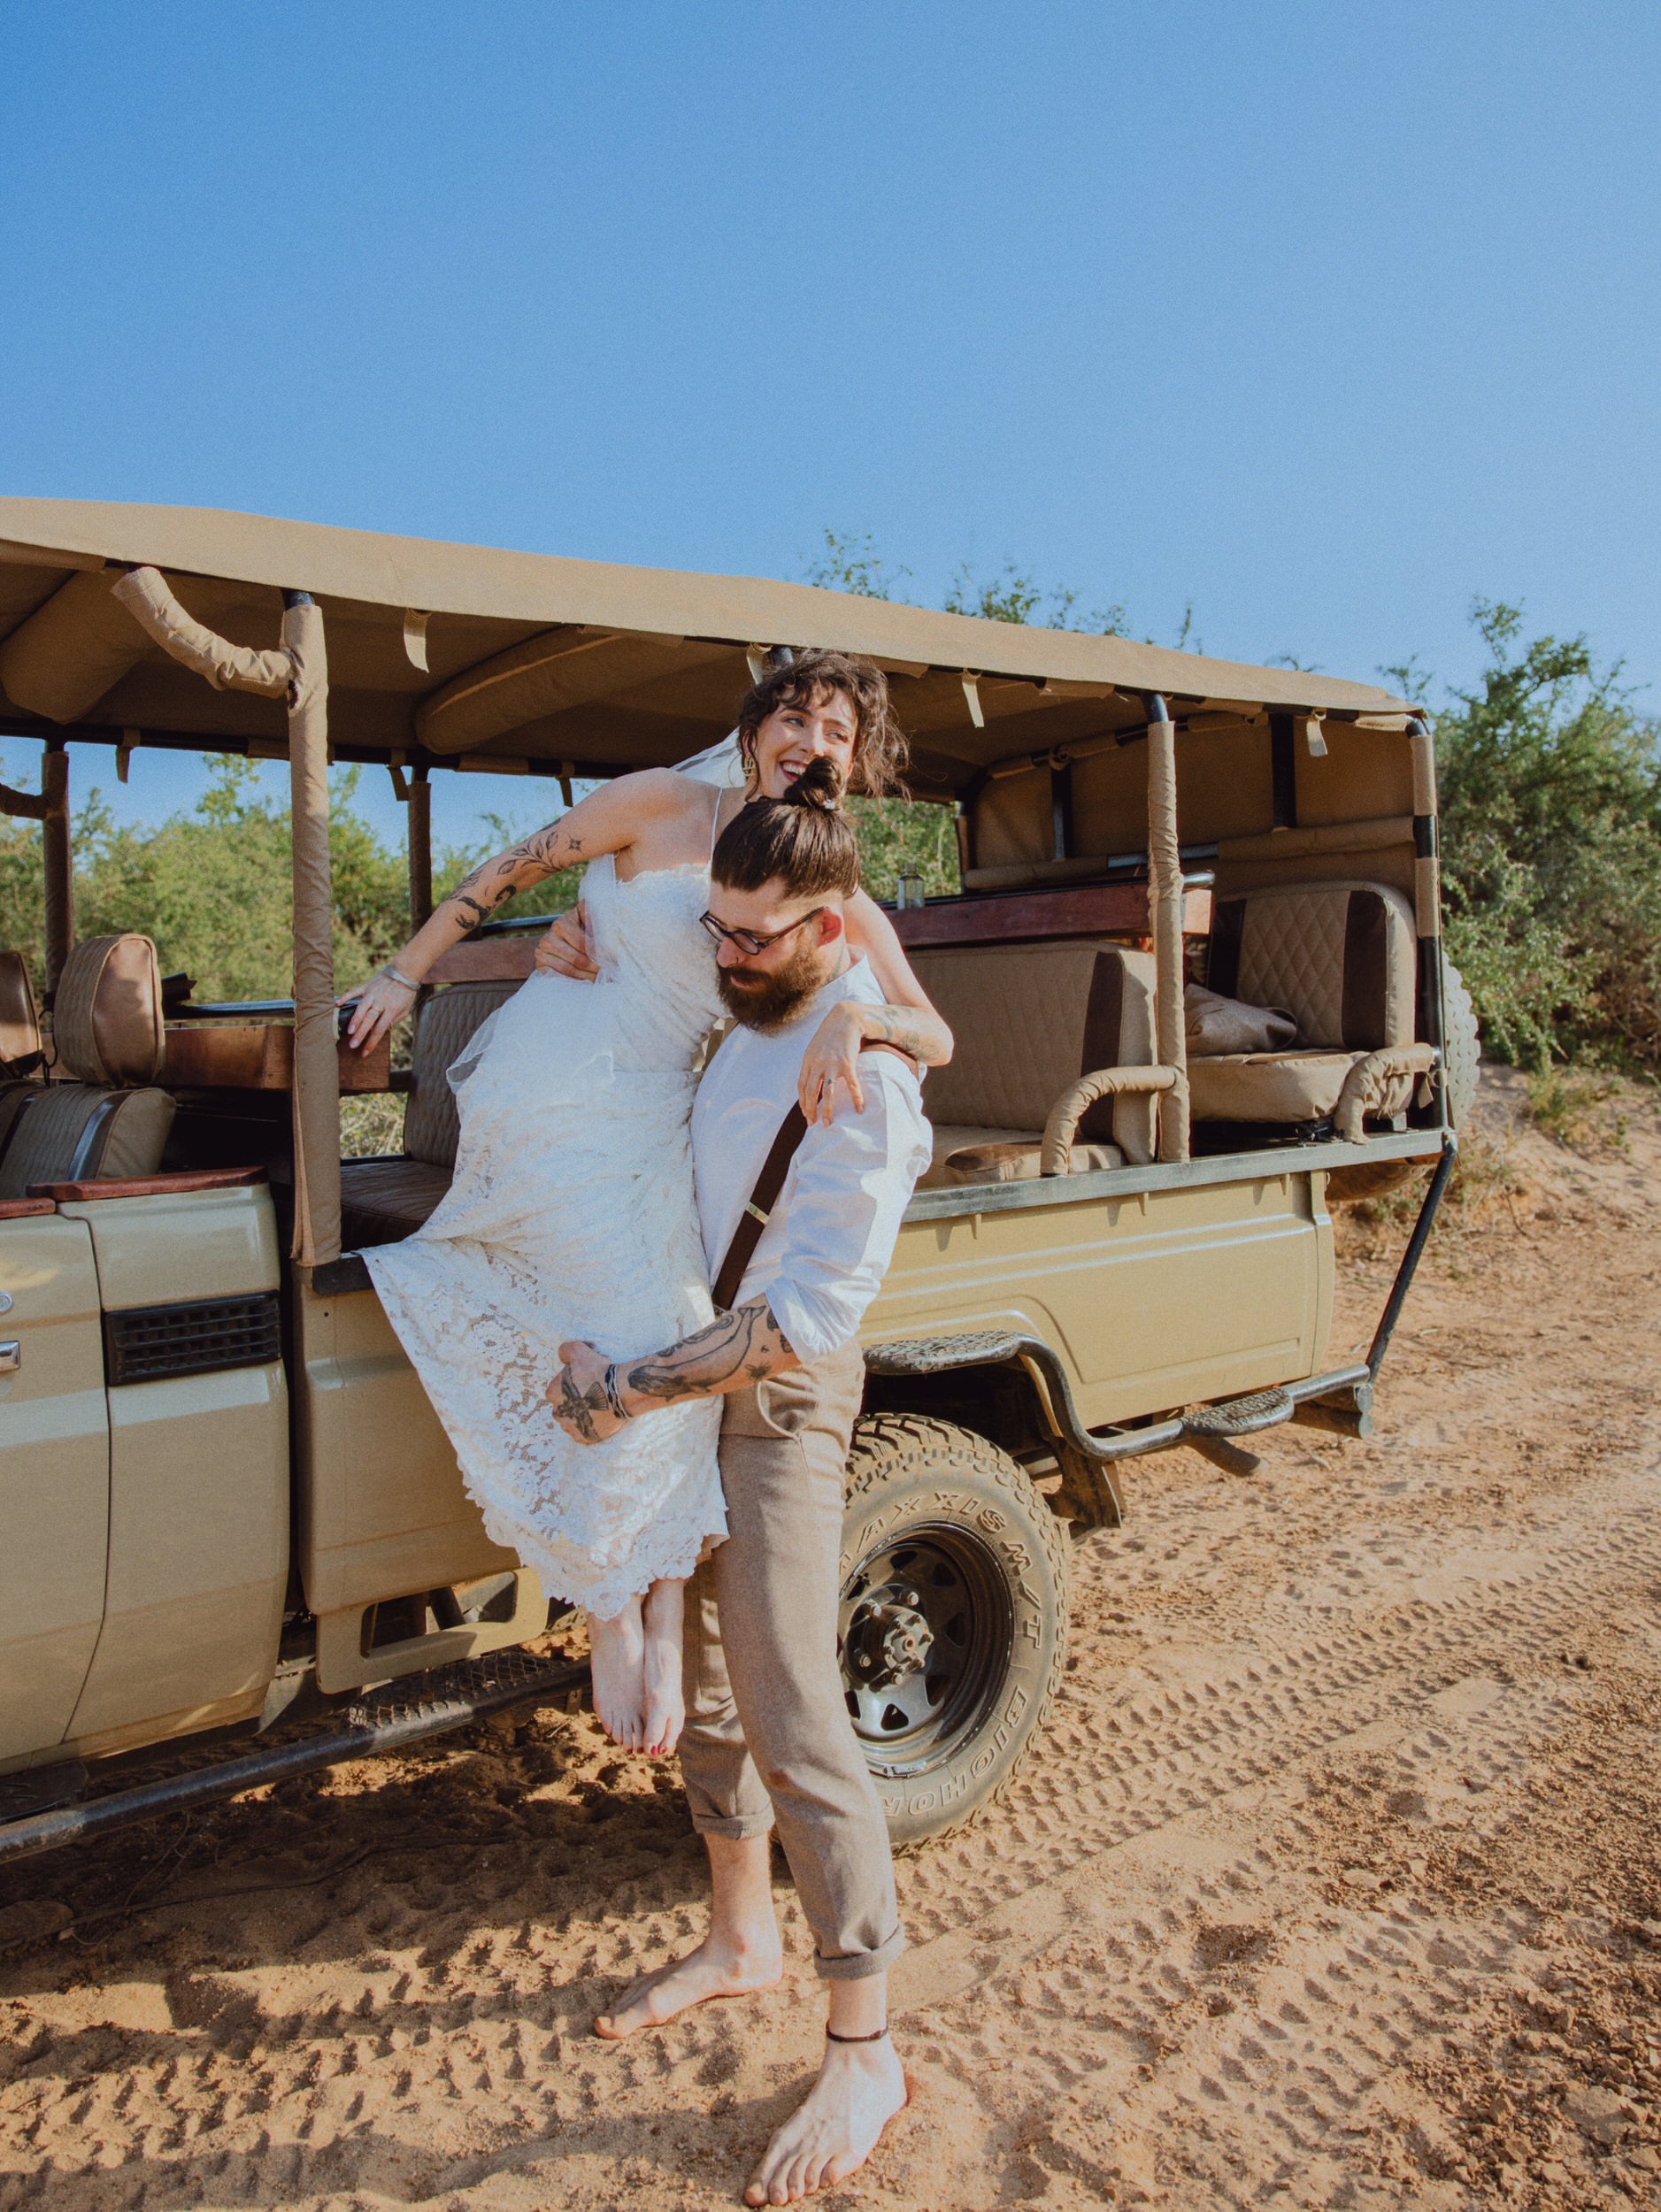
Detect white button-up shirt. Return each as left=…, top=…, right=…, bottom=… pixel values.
left=691, top=955, right=933, bottom=1361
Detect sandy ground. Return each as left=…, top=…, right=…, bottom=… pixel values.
left=2, top=1069, right=1659, bottom=2212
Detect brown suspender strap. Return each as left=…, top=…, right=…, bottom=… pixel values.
left=711, top=1103, right=809, bottom=1313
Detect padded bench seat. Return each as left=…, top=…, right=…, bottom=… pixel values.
left=1193, top=880, right=1428, bottom=1135
left=339, top=1155, right=453, bottom=1245
left=338, top=979, right=516, bottom=1248
left=910, top=939, right=1157, bottom=1187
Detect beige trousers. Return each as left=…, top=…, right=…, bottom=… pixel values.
left=678, top=1341, right=903, bottom=1981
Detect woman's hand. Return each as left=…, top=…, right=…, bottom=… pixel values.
left=798, top=1001, right=869, bottom=1125
left=534, top=904, right=597, bottom=981
left=338, top=969, right=418, bottom=1053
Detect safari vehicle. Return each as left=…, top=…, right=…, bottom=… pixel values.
left=0, top=499, right=1476, bottom=1863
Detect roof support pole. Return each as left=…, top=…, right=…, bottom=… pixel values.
left=107, top=565, right=341, bottom=1262
left=1142, top=695, right=1189, bottom=1162
left=42, top=745, right=73, bottom=993
left=1408, top=715, right=1450, bottom=1132
left=282, top=593, right=340, bottom=1268
left=407, top=766, right=433, bottom=932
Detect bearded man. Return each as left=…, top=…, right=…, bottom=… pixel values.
left=550, top=755, right=931, bottom=2205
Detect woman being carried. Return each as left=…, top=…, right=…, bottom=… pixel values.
left=341, top=653, right=951, bottom=1757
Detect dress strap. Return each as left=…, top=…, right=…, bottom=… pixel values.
left=707, top=784, right=724, bottom=869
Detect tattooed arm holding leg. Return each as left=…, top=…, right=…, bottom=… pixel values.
left=550, top=1298, right=796, bottom=1443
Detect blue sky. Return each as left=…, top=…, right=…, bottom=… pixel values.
left=3, top=1, right=1656, bottom=852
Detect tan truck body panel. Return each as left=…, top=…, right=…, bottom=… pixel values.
left=865, top=1171, right=1334, bottom=1428
left=0, top=1187, right=288, bottom=1772
left=0, top=1213, right=108, bottom=1766
left=294, top=1275, right=543, bottom=1693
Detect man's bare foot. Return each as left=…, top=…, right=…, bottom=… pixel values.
left=586, top=1601, right=646, bottom=1752
left=593, top=1932, right=783, bottom=2039
left=642, top=1577, right=686, bottom=1756
left=745, top=2037, right=908, bottom=2205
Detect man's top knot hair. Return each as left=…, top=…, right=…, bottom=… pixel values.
left=782, top=756, right=846, bottom=814
left=712, top=752, right=861, bottom=902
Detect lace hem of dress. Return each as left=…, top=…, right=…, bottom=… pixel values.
left=473, top=1485, right=727, bottom=1621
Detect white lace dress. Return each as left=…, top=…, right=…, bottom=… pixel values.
left=364, top=848, right=727, bottom=1619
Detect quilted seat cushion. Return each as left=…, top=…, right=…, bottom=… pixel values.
left=403, top=980, right=519, bottom=1167
left=1207, top=881, right=1414, bottom=1052
left=0, top=1083, right=174, bottom=1200
left=910, top=941, right=1159, bottom=1165
left=1190, top=1048, right=1391, bottom=1125
left=0, top=950, right=41, bottom=1072
left=339, top=1156, right=454, bottom=1246
left=939, top=1136, right=1123, bottom=1185
left=919, top=1123, right=1034, bottom=1190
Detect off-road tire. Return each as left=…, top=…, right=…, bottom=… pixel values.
left=841, top=1413, right=1070, bottom=1849
left=1326, top=954, right=1480, bottom=1204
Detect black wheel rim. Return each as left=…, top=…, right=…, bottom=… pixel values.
left=838, top=1522, right=1013, bottom=1778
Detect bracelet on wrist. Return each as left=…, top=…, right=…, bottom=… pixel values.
left=381, top=964, right=421, bottom=994
left=603, top=1363, right=634, bottom=1423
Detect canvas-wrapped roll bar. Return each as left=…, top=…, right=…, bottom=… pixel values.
left=106, top=567, right=341, bottom=1265
left=1142, top=693, right=1191, bottom=1161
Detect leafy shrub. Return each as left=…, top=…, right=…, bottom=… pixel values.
left=1429, top=602, right=1661, bottom=1072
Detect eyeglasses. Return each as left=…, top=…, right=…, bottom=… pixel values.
left=698, top=906, right=826, bottom=959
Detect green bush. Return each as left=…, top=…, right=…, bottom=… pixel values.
left=1431, top=602, right=1661, bottom=1071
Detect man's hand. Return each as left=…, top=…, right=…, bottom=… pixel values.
left=547, top=1338, right=624, bottom=1444
left=534, top=904, right=598, bottom=981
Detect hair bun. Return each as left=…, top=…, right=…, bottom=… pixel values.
left=785, top=756, right=845, bottom=813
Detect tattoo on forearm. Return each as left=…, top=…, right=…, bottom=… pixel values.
left=624, top=1299, right=796, bottom=1405
left=553, top=1363, right=611, bottom=1440
left=442, top=818, right=581, bottom=933
left=862, top=1003, right=938, bottom=1063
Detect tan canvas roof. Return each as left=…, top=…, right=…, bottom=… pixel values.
left=0, top=498, right=1413, bottom=795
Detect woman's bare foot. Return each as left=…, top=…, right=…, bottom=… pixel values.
left=745, top=2036, right=908, bottom=2205
left=641, top=1577, right=686, bottom=1756
left=593, top=1932, right=783, bottom=2039
left=586, top=1601, right=646, bottom=1751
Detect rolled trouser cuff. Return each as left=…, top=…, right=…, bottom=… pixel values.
left=689, top=1809, right=776, bottom=1842
left=814, top=1923, right=904, bottom=1981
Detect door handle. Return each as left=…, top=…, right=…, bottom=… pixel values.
left=0, top=1340, right=19, bottom=1375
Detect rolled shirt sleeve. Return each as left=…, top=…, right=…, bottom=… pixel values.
left=750, top=1064, right=933, bottom=1361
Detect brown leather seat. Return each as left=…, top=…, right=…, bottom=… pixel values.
left=0, top=949, right=45, bottom=1154
left=1190, top=881, right=1433, bottom=1134
left=339, top=979, right=518, bottom=1246
left=907, top=940, right=1158, bottom=1185
left=0, top=934, right=176, bottom=1199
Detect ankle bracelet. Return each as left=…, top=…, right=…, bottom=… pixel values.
left=826, top=2025, right=888, bottom=2044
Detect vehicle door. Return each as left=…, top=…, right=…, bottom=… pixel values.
left=0, top=1204, right=109, bottom=1763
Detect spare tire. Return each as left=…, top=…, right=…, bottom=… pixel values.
left=1325, top=952, right=1480, bottom=1205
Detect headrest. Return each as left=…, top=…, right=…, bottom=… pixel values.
left=0, top=951, right=42, bottom=1075
left=51, top=934, right=166, bottom=1086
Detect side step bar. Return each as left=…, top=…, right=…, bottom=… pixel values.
left=0, top=1643, right=587, bottom=1870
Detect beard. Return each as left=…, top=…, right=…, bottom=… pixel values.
left=717, top=937, right=827, bottom=1032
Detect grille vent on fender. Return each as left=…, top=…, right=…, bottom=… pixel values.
left=103, top=1292, right=281, bottom=1386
